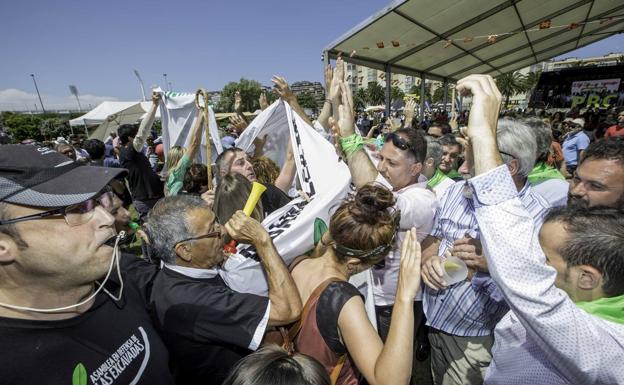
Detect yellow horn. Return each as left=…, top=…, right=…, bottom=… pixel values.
left=243, top=182, right=267, bottom=216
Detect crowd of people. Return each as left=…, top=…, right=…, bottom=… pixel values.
left=0, top=55, right=623, bottom=385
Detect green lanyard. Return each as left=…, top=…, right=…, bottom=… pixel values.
left=576, top=294, right=624, bottom=325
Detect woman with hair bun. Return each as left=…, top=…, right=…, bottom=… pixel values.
left=290, top=183, right=422, bottom=385
left=223, top=345, right=330, bottom=385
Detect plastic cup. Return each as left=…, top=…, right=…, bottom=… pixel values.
left=441, top=256, right=468, bottom=285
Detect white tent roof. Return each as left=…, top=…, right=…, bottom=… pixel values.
left=70, top=102, right=138, bottom=127
left=325, top=0, right=624, bottom=81
left=69, top=101, right=161, bottom=127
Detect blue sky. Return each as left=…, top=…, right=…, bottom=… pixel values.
left=1, top=0, right=622, bottom=110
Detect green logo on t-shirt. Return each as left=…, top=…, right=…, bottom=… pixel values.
left=72, top=363, right=88, bottom=385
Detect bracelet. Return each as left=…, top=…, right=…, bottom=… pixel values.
left=340, top=133, right=377, bottom=157
left=339, top=133, right=364, bottom=156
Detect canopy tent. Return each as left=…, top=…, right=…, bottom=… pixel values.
left=69, top=102, right=139, bottom=127
left=70, top=101, right=163, bottom=141
left=324, top=0, right=624, bottom=114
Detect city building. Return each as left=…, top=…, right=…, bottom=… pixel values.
left=290, top=81, right=325, bottom=107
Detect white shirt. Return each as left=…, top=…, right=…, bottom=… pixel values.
left=469, top=166, right=624, bottom=385
left=372, top=174, right=438, bottom=305
left=431, top=176, right=455, bottom=200
left=531, top=178, right=569, bottom=207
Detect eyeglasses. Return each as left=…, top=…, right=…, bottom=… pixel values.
left=0, top=189, right=115, bottom=227
left=174, top=231, right=221, bottom=248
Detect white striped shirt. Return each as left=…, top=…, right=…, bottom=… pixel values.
left=423, top=179, right=550, bottom=336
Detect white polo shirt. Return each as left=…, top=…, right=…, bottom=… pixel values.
left=372, top=174, right=438, bottom=305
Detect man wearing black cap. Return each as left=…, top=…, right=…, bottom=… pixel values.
left=0, top=145, right=173, bottom=385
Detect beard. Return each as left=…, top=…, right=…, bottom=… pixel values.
left=568, top=193, right=624, bottom=210
left=567, top=194, right=589, bottom=208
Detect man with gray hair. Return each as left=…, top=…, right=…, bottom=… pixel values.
left=420, top=118, right=550, bottom=385
left=525, top=118, right=568, bottom=207
left=423, top=138, right=454, bottom=199
left=144, top=194, right=301, bottom=385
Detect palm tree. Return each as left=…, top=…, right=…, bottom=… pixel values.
left=366, top=81, right=385, bottom=106
left=354, top=88, right=367, bottom=110
left=496, top=71, right=527, bottom=107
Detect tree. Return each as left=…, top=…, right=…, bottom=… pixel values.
left=40, top=117, right=72, bottom=140
left=217, top=78, right=264, bottom=112
left=366, top=81, right=385, bottom=106
left=2, top=112, right=43, bottom=142
left=391, top=86, right=404, bottom=101
left=523, top=71, right=541, bottom=93
left=296, top=92, right=318, bottom=112
left=354, top=88, right=367, bottom=110
left=496, top=71, right=528, bottom=107
left=432, top=86, right=446, bottom=104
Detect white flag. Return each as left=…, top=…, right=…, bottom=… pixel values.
left=158, top=89, right=223, bottom=164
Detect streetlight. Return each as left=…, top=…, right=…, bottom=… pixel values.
left=133, top=69, right=147, bottom=101
left=30, top=74, right=45, bottom=113
left=163, top=73, right=168, bottom=92
left=69, top=85, right=82, bottom=111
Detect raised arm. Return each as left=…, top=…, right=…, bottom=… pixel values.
left=224, top=211, right=302, bottom=325
left=316, top=64, right=334, bottom=131
left=402, top=98, right=416, bottom=129
left=259, top=91, right=269, bottom=111
left=271, top=75, right=314, bottom=127
left=330, top=81, right=378, bottom=189
left=339, top=229, right=420, bottom=385
left=133, top=92, right=160, bottom=152
left=462, top=74, right=615, bottom=383
left=273, top=138, right=296, bottom=194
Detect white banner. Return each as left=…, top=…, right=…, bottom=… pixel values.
left=571, top=78, right=620, bottom=95
left=221, top=100, right=351, bottom=293
left=158, top=89, right=223, bottom=164
left=222, top=100, right=378, bottom=327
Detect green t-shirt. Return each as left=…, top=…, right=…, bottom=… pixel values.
left=165, top=154, right=192, bottom=197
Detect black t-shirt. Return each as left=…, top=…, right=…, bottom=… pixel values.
left=0, top=255, right=173, bottom=385
left=119, top=144, right=163, bottom=201
left=261, top=183, right=291, bottom=217
left=317, top=281, right=363, bottom=354
left=150, top=266, right=270, bottom=385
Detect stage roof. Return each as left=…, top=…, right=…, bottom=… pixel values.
left=324, top=0, right=624, bottom=82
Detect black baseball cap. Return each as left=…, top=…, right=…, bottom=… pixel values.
left=0, top=145, right=127, bottom=208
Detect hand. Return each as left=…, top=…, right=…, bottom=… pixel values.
left=328, top=117, right=347, bottom=159
left=449, top=111, right=458, bottom=131
left=229, top=114, right=248, bottom=134
left=324, top=64, right=333, bottom=92
left=337, top=81, right=355, bottom=137
left=200, top=189, right=215, bottom=209
left=451, top=236, right=488, bottom=273
left=253, top=135, right=267, bottom=155
left=403, top=98, right=416, bottom=128
left=234, top=90, right=242, bottom=111
left=421, top=255, right=448, bottom=290
left=396, top=228, right=422, bottom=301
left=271, top=75, right=295, bottom=103
left=329, top=57, right=345, bottom=101
left=224, top=211, right=270, bottom=246
left=455, top=75, right=501, bottom=140
left=259, top=91, right=269, bottom=111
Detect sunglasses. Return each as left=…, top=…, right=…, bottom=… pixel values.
left=0, top=188, right=115, bottom=227
left=385, top=132, right=412, bottom=151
